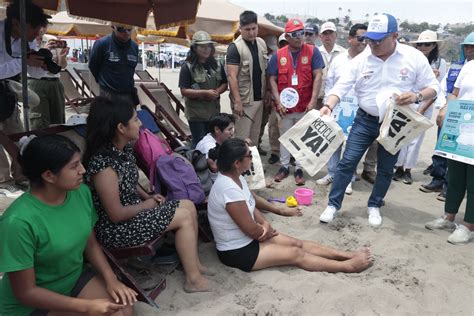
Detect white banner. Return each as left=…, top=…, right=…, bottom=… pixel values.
left=279, top=110, right=345, bottom=176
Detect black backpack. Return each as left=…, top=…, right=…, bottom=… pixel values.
left=174, top=146, right=213, bottom=195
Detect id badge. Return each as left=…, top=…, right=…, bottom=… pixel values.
left=291, top=74, right=298, bottom=86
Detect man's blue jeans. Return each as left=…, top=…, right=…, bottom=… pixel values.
left=328, top=109, right=399, bottom=209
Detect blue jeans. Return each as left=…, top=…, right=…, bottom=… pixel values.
left=189, top=120, right=209, bottom=148
left=328, top=145, right=356, bottom=182
left=328, top=109, right=399, bottom=209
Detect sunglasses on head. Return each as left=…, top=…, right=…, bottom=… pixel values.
left=287, top=30, right=305, bottom=39
left=116, top=26, right=132, bottom=33
left=416, top=42, right=434, bottom=47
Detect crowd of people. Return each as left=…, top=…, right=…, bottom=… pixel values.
left=0, top=0, right=473, bottom=314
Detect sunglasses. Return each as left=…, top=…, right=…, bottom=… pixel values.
left=305, top=32, right=315, bottom=36
left=366, top=35, right=390, bottom=45
left=116, top=27, right=132, bottom=33
left=287, top=30, right=305, bottom=39
left=416, top=42, right=434, bottom=47
left=355, top=36, right=366, bottom=43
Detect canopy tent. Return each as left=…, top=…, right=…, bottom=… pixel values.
left=141, top=0, right=283, bottom=44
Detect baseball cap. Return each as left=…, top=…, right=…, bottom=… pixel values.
left=365, top=13, right=398, bottom=41
left=191, top=31, right=215, bottom=45
left=305, top=24, right=319, bottom=34
left=320, top=22, right=336, bottom=33
left=285, top=18, right=304, bottom=33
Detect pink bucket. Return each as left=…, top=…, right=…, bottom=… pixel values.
left=294, top=188, right=314, bottom=205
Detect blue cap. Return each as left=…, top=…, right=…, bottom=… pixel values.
left=460, top=32, right=474, bottom=61
left=365, top=13, right=398, bottom=40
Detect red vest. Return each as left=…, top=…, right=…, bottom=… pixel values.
left=277, top=44, right=314, bottom=113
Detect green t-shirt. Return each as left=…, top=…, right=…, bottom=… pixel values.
left=0, top=184, right=97, bottom=316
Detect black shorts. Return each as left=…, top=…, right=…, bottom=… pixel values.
left=217, top=240, right=260, bottom=272
left=30, top=268, right=96, bottom=316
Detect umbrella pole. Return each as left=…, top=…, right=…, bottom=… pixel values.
left=20, top=0, right=30, bottom=131
left=158, top=44, right=161, bottom=82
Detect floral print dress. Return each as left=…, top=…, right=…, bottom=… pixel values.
left=85, top=144, right=178, bottom=249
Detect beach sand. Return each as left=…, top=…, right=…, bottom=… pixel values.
left=1, top=68, right=472, bottom=315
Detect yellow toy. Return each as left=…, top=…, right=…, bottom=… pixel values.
left=286, top=196, right=298, bottom=207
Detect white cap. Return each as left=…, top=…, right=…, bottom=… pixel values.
left=320, top=22, right=337, bottom=33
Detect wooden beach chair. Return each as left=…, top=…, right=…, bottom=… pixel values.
left=73, top=68, right=101, bottom=97
left=139, top=82, right=191, bottom=142
left=135, top=69, right=155, bottom=81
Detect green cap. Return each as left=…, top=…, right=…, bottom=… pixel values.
left=191, top=31, right=215, bottom=45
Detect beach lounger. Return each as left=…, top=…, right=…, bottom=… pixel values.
left=135, top=69, right=155, bottom=81
left=139, top=82, right=191, bottom=142
left=73, top=68, right=101, bottom=97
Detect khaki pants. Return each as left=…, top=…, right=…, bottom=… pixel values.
left=28, top=78, right=65, bottom=129
left=268, top=110, right=280, bottom=155
left=363, top=141, right=378, bottom=172
left=0, top=106, right=24, bottom=183
left=234, top=100, right=263, bottom=146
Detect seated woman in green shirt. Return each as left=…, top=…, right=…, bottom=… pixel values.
left=0, top=135, right=137, bottom=316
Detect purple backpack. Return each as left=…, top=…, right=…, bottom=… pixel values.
left=134, top=127, right=172, bottom=190
left=155, top=155, right=205, bottom=204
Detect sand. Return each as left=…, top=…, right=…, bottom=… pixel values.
left=1, top=68, right=472, bottom=315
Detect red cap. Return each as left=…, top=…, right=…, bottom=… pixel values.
left=285, top=18, right=304, bottom=33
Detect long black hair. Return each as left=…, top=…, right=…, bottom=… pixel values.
left=83, top=97, right=135, bottom=167
left=216, top=138, right=248, bottom=172
left=185, top=44, right=218, bottom=71
left=427, top=44, right=440, bottom=66
left=18, top=134, right=80, bottom=187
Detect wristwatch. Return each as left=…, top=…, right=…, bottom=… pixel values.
left=414, top=91, right=423, bottom=104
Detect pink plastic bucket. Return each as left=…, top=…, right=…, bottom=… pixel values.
left=294, top=188, right=314, bottom=205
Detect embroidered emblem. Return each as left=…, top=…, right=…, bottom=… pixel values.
left=301, top=56, right=309, bottom=64
left=280, top=57, right=287, bottom=66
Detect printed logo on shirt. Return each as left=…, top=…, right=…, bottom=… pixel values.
left=127, top=54, right=137, bottom=62
left=361, top=70, right=374, bottom=80
left=280, top=57, right=287, bottom=66
left=108, top=52, right=119, bottom=62
left=301, top=56, right=309, bottom=65
left=399, top=68, right=409, bottom=81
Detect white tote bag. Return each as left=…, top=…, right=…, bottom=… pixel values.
left=242, top=146, right=266, bottom=190
left=377, top=99, right=434, bottom=155
left=279, top=110, right=345, bottom=176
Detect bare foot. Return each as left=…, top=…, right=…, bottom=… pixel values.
left=345, top=250, right=373, bottom=273
left=183, top=276, right=212, bottom=293
left=199, top=266, right=216, bottom=276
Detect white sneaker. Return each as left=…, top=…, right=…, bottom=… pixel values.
left=316, top=174, right=334, bottom=185
left=345, top=182, right=353, bottom=195
left=320, top=205, right=338, bottom=223
left=425, top=215, right=456, bottom=231
left=447, top=225, right=472, bottom=244
left=368, top=207, right=382, bottom=226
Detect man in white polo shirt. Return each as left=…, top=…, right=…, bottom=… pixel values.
left=317, top=21, right=346, bottom=109
left=319, top=14, right=439, bottom=226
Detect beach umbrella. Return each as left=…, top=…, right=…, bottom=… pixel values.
left=46, top=11, right=111, bottom=37
left=141, top=0, right=283, bottom=44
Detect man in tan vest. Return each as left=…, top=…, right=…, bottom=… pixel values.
left=226, top=11, right=270, bottom=146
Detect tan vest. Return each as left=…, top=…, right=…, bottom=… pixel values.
left=230, top=35, right=267, bottom=105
